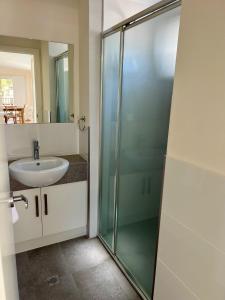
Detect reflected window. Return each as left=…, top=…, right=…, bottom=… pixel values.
left=0, top=78, right=14, bottom=105
left=0, top=52, right=35, bottom=124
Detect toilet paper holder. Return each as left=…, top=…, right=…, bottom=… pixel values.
left=0, top=194, right=28, bottom=209
left=0, top=195, right=29, bottom=209
left=10, top=194, right=28, bottom=209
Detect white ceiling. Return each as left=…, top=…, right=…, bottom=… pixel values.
left=48, top=42, right=68, bottom=57
left=104, top=0, right=160, bottom=30
left=0, top=51, right=32, bottom=70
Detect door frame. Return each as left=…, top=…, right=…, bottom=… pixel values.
left=0, top=125, right=19, bottom=300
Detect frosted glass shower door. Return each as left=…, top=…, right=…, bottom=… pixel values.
left=99, top=32, right=121, bottom=250
left=116, top=7, right=181, bottom=298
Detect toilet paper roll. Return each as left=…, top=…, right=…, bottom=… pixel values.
left=11, top=206, right=19, bottom=224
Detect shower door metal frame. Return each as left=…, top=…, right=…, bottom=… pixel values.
left=98, top=26, right=123, bottom=253
left=98, top=1, right=181, bottom=299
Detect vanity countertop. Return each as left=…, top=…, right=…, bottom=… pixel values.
left=9, top=154, right=88, bottom=192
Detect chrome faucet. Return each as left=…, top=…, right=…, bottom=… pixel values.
left=33, top=140, right=40, bottom=160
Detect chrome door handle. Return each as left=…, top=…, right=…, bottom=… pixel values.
left=10, top=195, right=28, bottom=209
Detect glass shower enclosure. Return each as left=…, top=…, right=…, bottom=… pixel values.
left=99, top=1, right=181, bottom=299
left=55, top=53, right=70, bottom=123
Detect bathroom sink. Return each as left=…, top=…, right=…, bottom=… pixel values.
left=9, top=157, right=69, bottom=188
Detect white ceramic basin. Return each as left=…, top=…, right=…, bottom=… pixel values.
left=9, top=157, right=69, bottom=188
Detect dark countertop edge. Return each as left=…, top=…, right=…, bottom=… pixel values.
left=8, top=154, right=87, bottom=165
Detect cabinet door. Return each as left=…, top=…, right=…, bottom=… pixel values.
left=42, top=182, right=87, bottom=236
left=13, top=189, right=42, bottom=244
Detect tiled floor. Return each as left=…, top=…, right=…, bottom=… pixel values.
left=116, top=218, right=158, bottom=297
left=16, top=237, right=142, bottom=300
left=102, top=218, right=158, bottom=297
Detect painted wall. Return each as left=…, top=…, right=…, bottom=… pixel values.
left=78, top=0, right=89, bottom=158
left=5, top=123, right=77, bottom=160
left=41, top=41, right=51, bottom=122
left=154, top=0, right=225, bottom=299
left=0, top=0, right=78, bottom=44
left=103, top=0, right=160, bottom=30
left=78, top=0, right=102, bottom=237
left=8, top=76, right=26, bottom=107
left=88, top=0, right=102, bottom=238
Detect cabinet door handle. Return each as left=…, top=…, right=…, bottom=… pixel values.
left=44, top=194, right=48, bottom=215
left=35, top=195, right=39, bottom=217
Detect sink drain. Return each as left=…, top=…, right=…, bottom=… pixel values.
left=47, top=275, right=60, bottom=286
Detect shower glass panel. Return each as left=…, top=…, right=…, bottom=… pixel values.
left=56, top=55, right=69, bottom=123
left=99, top=32, right=121, bottom=250
left=116, top=7, right=180, bottom=298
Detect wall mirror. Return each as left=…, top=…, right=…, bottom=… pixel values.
left=0, top=35, right=74, bottom=124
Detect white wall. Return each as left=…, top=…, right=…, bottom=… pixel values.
left=78, top=0, right=90, bottom=158
left=103, top=0, right=160, bottom=30
left=10, top=76, right=26, bottom=106
left=88, top=0, right=102, bottom=238
left=78, top=0, right=102, bottom=237
left=154, top=0, right=225, bottom=299
left=0, top=0, right=78, bottom=44
left=5, top=123, right=77, bottom=160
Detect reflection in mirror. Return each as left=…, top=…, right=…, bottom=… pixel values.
left=0, top=35, right=74, bottom=124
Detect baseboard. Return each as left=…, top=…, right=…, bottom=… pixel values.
left=15, top=226, right=87, bottom=254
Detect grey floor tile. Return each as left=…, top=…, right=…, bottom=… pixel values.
left=17, top=237, right=141, bottom=300
left=73, top=259, right=141, bottom=300
left=26, top=243, right=69, bottom=285
left=16, top=252, right=32, bottom=289
left=79, top=281, right=130, bottom=300
left=34, top=274, right=82, bottom=300
left=60, top=237, right=109, bottom=273
left=19, top=285, right=37, bottom=300
left=102, top=260, right=142, bottom=300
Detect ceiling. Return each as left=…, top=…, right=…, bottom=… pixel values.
left=104, top=0, right=160, bottom=30
left=48, top=42, right=68, bottom=58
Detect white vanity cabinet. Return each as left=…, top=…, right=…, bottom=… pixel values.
left=13, top=181, right=87, bottom=253
left=41, top=182, right=87, bottom=236
left=13, top=188, right=42, bottom=244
